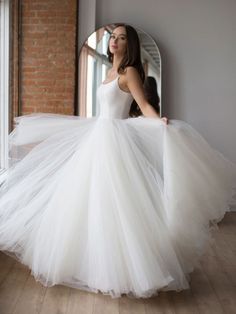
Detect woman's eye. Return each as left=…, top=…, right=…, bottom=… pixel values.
left=110, top=35, right=126, bottom=40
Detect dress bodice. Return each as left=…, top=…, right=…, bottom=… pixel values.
left=96, top=76, right=133, bottom=119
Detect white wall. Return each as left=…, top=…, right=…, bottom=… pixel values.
left=79, top=0, right=236, bottom=163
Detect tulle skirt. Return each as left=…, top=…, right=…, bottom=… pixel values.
left=0, top=113, right=236, bottom=298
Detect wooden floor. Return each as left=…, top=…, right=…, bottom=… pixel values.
left=0, top=212, right=235, bottom=314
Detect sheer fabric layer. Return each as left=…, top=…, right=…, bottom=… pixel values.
left=0, top=114, right=236, bottom=298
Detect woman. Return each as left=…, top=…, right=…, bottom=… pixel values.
left=105, top=24, right=166, bottom=122
left=0, top=23, right=236, bottom=299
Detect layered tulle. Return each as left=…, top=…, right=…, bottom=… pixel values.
left=0, top=114, right=236, bottom=298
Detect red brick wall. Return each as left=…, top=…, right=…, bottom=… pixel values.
left=18, top=0, right=77, bottom=115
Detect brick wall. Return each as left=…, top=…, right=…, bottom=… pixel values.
left=15, top=0, right=77, bottom=116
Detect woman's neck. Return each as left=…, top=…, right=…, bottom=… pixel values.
left=112, top=55, right=123, bottom=72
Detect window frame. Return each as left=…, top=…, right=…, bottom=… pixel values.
left=0, top=0, right=10, bottom=178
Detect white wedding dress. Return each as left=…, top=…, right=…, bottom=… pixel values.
left=0, top=76, right=236, bottom=299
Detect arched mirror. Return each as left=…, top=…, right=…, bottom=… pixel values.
left=78, top=23, right=162, bottom=118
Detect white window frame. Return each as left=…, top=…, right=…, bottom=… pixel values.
left=0, top=0, right=10, bottom=177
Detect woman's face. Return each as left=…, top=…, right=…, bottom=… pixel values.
left=109, top=26, right=127, bottom=57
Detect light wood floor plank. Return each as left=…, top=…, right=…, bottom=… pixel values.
left=11, top=275, right=47, bottom=314
left=0, top=261, right=30, bottom=314
left=92, top=292, right=119, bottom=314
left=222, top=264, right=236, bottom=287
left=66, top=289, right=94, bottom=314
left=38, top=285, right=70, bottom=314
left=212, top=230, right=236, bottom=267
left=201, top=253, right=236, bottom=314
left=0, top=252, right=15, bottom=286
left=119, top=295, right=146, bottom=314
left=169, top=290, right=199, bottom=314
left=144, top=292, right=175, bottom=314
left=190, top=265, right=225, bottom=314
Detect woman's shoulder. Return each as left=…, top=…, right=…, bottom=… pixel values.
left=123, top=66, right=139, bottom=73
left=121, top=66, right=140, bottom=80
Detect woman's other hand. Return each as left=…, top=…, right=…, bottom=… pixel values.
left=161, top=117, right=168, bottom=124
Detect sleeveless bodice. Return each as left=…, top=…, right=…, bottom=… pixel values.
left=96, top=76, right=133, bottom=119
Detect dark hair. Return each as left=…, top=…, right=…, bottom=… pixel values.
left=129, top=76, right=160, bottom=117
left=144, top=76, right=160, bottom=114
left=107, top=23, right=145, bottom=83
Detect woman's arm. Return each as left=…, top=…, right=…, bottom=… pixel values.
left=124, top=67, right=168, bottom=124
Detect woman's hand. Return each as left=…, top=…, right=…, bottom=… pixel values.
left=161, top=117, right=168, bottom=124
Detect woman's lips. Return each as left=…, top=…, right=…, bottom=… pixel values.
left=111, top=45, right=118, bottom=49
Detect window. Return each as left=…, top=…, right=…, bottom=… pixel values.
left=0, top=0, right=10, bottom=178
left=78, top=27, right=111, bottom=117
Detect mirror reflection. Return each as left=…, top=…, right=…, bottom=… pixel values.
left=78, top=23, right=162, bottom=117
